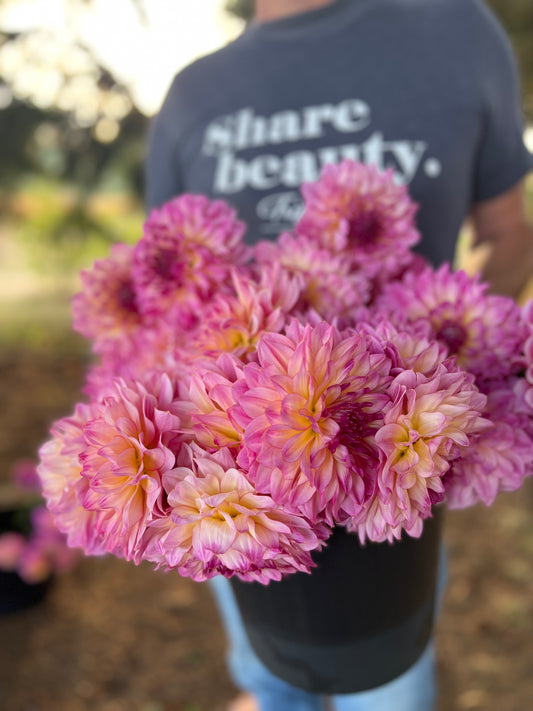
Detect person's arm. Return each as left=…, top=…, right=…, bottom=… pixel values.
left=462, top=2, right=533, bottom=299
left=470, top=179, right=533, bottom=299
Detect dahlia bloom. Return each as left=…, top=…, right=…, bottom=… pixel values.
left=254, top=233, right=370, bottom=325
left=295, top=160, right=419, bottom=278
left=347, top=365, right=487, bottom=543
left=132, top=195, right=247, bottom=326
left=0, top=534, right=26, bottom=573
left=147, top=445, right=326, bottom=583
left=513, top=300, right=533, bottom=414
left=83, top=322, right=191, bottom=402
left=12, top=458, right=42, bottom=491
left=376, top=264, right=525, bottom=380
left=233, top=320, right=392, bottom=524
left=72, top=243, right=142, bottom=350
left=9, top=542, right=52, bottom=584
left=0, top=459, right=80, bottom=586
left=5, top=507, right=80, bottom=584
left=356, top=321, right=448, bottom=378
left=523, top=336, right=533, bottom=406
left=515, top=345, right=533, bottom=416
left=186, top=354, right=246, bottom=451
left=188, top=267, right=299, bottom=362
left=445, top=381, right=533, bottom=508
left=37, top=403, right=110, bottom=555
left=371, top=252, right=431, bottom=301
left=79, top=374, right=184, bottom=562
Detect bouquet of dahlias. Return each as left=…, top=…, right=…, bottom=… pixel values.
left=37, top=160, right=533, bottom=585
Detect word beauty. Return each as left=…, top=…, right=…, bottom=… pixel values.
left=203, top=102, right=440, bottom=192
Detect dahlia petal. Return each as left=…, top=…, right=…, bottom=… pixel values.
left=193, top=518, right=237, bottom=557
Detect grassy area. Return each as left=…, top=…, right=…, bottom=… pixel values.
left=2, top=180, right=143, bottom=273
left=0, top=182, right=144, bottom=347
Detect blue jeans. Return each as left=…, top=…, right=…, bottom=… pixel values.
left=210, top=548, right=447, bottom=711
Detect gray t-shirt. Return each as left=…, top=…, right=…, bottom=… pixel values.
left=145, top=0, right=533, bottom=266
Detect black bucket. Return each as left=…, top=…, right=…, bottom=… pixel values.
left=0, top=507, right=52, bottom=614
left=230, top=507, right=443, bottom=694
left=0, top=570, right=51, bottom=615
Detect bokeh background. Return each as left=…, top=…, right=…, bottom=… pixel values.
left=0, top=1, right=531, bottom=710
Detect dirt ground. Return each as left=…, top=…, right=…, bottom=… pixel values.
left=0, top=340, right=532, bottom=711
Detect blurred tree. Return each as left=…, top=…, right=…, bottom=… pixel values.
left=0, top=90, right=146, bottom=197
left=0, top=0, right=148, bottom=198
left=0, top=0, right=150, bottom=254
left=0, top=0, right=244, bottom=255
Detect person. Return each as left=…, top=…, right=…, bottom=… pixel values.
left=144, top=1, right=533, bottom=709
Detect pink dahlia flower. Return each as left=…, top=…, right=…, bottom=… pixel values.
left=72, top=243, right=142, bottom=350
left=295, top=160, right=419, bottom=279
left=133, top=195, right=247, bottom=326
left=233, top=320, right=392, bottom=524
left=146, top=445, right=326, bottom=583
left=186, top=354, right=246, bottom=451
left=12, top=458, right=41, bottom=491
left=188, top=267, right=299, bottom=362
left=376, top=264, right=525, bottom=381
left=83, top=322, right=191, bottom=402
left=344, top=495, right=428, bottom=544
left=11, top=544, right=52, bottom=585
left=0, top=533, right=26, bottom=572
left=513, top=300, right=533, bottom=413
left=348, top=364, right=487, bottom=543
left=254, top=233, right=370, bottom=326
left=356, top=321, right=448, bottom=378
left=37, top=403, right=110, bottom=555
left=79, top=374, right=184, bottom=562
left=14, top=507, right=80, bottom=584
left=445, top=381, right=533, bottom=508
left=515, top=346, right=533, bottom=416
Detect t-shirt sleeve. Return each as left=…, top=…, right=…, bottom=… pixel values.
left=472, top=2, right=533, bottom=202
left=144, top=77, right=184, bottom=212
